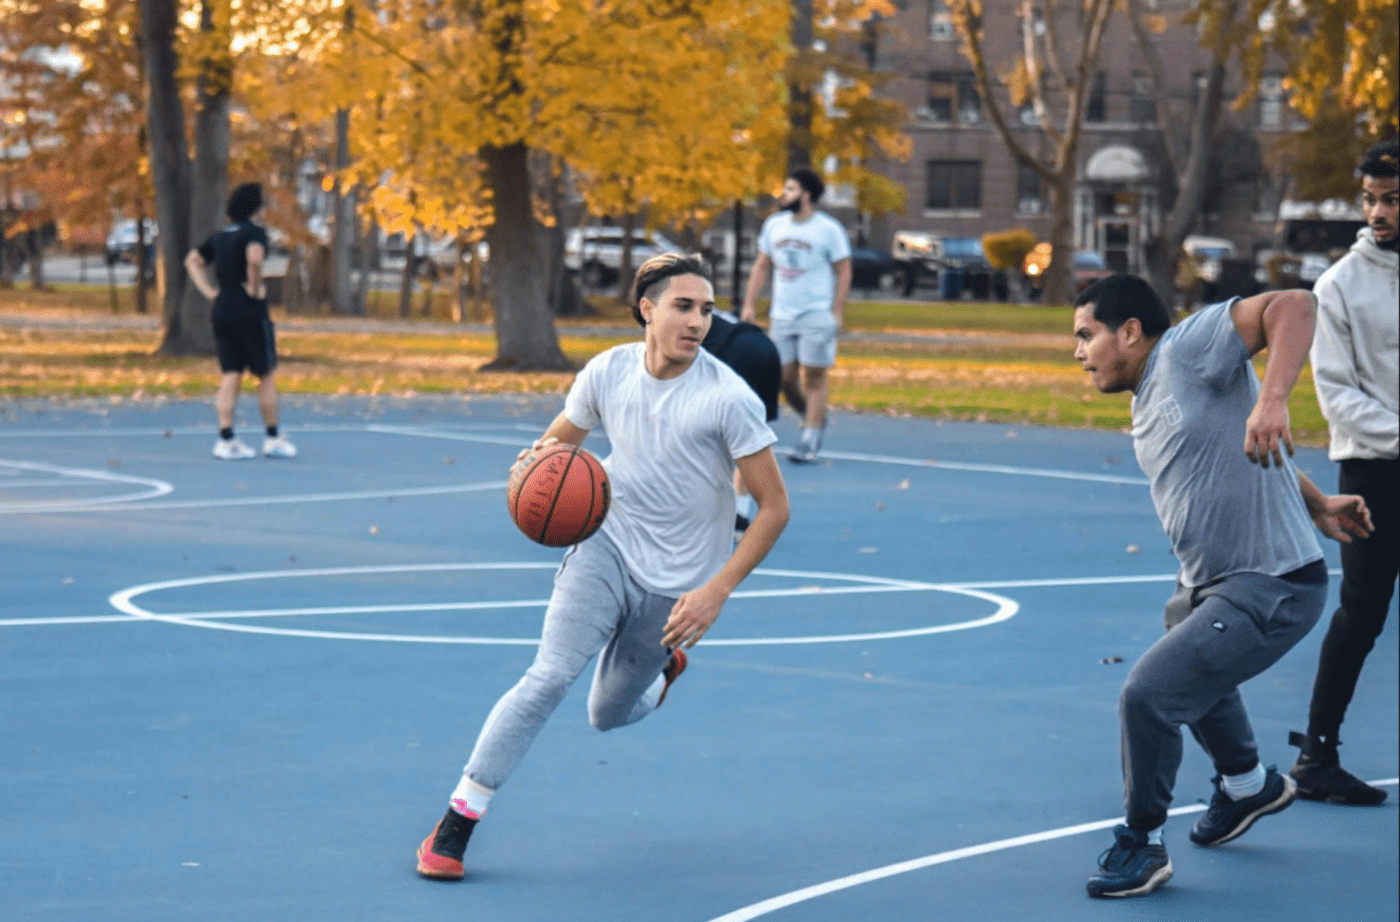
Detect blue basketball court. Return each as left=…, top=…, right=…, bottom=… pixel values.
left=2, top=395, right=1395, bottom=921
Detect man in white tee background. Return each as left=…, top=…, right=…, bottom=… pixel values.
left=741, top=167, right=852, bottom=464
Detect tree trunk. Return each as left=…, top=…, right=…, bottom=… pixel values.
left=618, top=212, right=637, bottom=298
left=1139, top=56, right=1229, bottom=307
left=1042, top=171, right=1077, bottom=306
left=25, top=230, right=45, bottom=290
left=480, top=142, right=572, bottom=371
left=787, top=0, right=815, bottom=173
left=330, top=107, right=360, bottom=315
left=399, top=232, right=416, bottom=319
left=140, top=0, right=194, bottom=348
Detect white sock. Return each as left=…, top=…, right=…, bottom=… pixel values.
left=801, top=427, right=820, bottom=447
left=1145, top=826, right=1163, bottom=845
left=1222, top=764, right=1266, bottom=801
left=735, top=494, right=755, bottom=519
left=449, top=776, right=494, bottom=819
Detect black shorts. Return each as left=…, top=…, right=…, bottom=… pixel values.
left=705, top=320, right=781, bottom=422
left=213, top=305, right=277, bottom=376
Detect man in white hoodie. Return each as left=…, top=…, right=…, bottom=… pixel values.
left=1289, top=138, right=1399, bottom=806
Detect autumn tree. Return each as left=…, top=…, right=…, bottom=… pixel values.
left=2, top=0, right=158, bottom=306
left=334, top=0, right=789, bottom=371
left=948, top=0, right=1115, bottom=306
left=1236, top=0, right=1398, bottom=200
left=1127, top=0, right=1246, bottom=306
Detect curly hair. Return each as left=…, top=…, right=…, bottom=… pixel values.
left=226, top=182, right=264, bottom=222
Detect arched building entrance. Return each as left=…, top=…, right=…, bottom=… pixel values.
left=1076, top=145, right=1159, bottom=275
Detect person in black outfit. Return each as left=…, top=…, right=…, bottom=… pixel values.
left=703, top=310, right=782, bottom=532
left=184, top=182, right=296, bottom=460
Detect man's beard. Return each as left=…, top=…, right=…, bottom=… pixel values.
left=1374, top=226, right=1398, bottom=250
left=781, top=197, right=802, bottom=213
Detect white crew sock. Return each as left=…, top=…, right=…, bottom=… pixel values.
left=1222, top=763, right=1266, bottom=801
left=449, top=776, right=494, bottom=819
left=1144, top=826, right=1163, bottom=845
left=801, top=427, right=821, bottom=448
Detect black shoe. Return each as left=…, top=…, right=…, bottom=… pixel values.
left=1288, top=730, right=1388, bottom=805
left=1189, top=766, right=1296, bottom=846
left=1086, top=825, right=1173, bottom=898
left=416, top=808, right=478, bottom=880
left=786, top=441, right=818, bottom=464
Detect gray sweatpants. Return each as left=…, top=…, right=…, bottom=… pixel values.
left=1120, top=561, right=1327, bottom=830
left=464, top=531, right=677, bottom=792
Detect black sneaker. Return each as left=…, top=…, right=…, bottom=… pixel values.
left=786, top=441, right=818, bottom=464
left=1086, top=824, right=1173, bottom=898
left=1189, top=766, right=1296, bottom=846
left=1288, top=730, right=1388, bottom=806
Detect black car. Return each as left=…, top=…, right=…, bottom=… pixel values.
left=849, top=247, right=903, bottom=293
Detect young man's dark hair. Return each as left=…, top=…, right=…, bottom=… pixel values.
left=788, top=167, right=825, bottom=205
left=628, top=252, right=712, bottom=326
left=1074, top=273, right=1172, bottom=338
left=1357, top=138, right=1399, bottom=179
left=226, top=182, right=264, bottom=222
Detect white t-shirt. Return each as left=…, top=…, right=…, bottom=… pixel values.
left=757, top=210, right=852, bottom=321
left=564, top=342, right=777, bottom=595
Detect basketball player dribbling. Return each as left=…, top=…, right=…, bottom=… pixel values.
left=415, top=252, right=791, bottom=881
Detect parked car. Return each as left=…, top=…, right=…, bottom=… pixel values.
left=848, top=247, right=903, bottom=293
left=564, top=226, right=679, bottom=288
left=104, top=218, right=158, bottom=266
left=1023, top=243, right=1109, bottom=296
left=890, top=232, right=996, bottom=298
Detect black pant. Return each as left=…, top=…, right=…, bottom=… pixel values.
left=1305, top=457, right=1399, bottom=743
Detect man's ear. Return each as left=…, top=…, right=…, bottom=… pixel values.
left=1119, top=316, right=1144, bottom=346
left=638, top=297, right=653, bottom=325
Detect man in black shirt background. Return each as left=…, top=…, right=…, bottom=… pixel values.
left=184, top=182, right=296, bottom=460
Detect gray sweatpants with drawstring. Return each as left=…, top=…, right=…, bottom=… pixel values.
left=1120, top=561, right=1328, bottom=831
left=463, top=531, right=677, bottom=792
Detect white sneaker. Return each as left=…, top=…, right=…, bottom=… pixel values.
left=262, top=435, right=297, bottom=459
left=213, top=437, right=257, bottom=460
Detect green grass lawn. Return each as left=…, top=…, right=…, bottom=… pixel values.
left=0, top=284, right=1328, bottom=445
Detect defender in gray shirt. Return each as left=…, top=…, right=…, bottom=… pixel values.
left=1071, top=276, right=1372, bottom=899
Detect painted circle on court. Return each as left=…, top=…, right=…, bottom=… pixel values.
left=108, top=562, right=1018, bottom=645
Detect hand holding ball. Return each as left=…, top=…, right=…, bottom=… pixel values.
left=507, top=443, right=610, bottom=547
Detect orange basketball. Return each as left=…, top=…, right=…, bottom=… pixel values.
left=506, top=443, right=610, bottom=547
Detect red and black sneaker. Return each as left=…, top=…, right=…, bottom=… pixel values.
left=416, top=808, right=478, bottom=880
left=657, top=648, right=688, bottom=707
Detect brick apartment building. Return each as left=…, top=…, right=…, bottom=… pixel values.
left=856, top=0, right=1304, bottom=276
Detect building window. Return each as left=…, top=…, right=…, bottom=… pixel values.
left=926, top=71, right=980, bottom=124
left=1259, top=75, right=1284, bottom=130
left=929, top=0, right=955, bottom=41
left=926, top=160, right=982, bottom=211
left=1086, top=71, right=1107, bottom=122
left=1130, top=73, right=1156, bottom=124
left=1016, top=161, right=1044, bottom=214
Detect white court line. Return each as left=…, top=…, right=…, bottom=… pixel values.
left=700, top=779, right=1400, bottom=922
left=0, top=614, right=139, bottom=627
left=365, top=423, right=555, bottom=448
left=104, top=563, right=1021, bottom=646
left=818, top=448, right=1149, bottom=485
left=103, top=479, right=508, bottom=511
left=0, top=422, right=544, bottom=438
left=0, top=459, right=173, bottom=511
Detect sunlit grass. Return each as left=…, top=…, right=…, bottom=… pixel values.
left=0, top=287, right=1329, bottom=445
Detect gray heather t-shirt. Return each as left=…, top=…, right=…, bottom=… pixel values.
left=1131, top=299, right=1322, bottom=588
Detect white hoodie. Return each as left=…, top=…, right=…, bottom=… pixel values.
left=1309, top=227, right=1399, bottom=460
